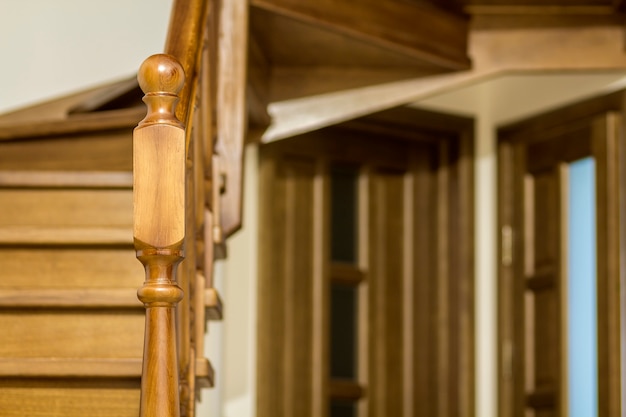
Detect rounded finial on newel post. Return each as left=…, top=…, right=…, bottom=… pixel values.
left=137, top=53, right=185, bottom=128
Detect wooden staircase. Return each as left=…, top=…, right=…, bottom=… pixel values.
left=0, top=53, right=218, bottom=417
left=0, top=122, right=145, bottom=416
left=0, top=0, right=476, bottom=414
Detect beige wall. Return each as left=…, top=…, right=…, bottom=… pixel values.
left=0, top=0, right=171, bottom=113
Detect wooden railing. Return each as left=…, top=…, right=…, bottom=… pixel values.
left=133, top=1, right=218, bottom=417
left=132, top=0, right=247, bottom=414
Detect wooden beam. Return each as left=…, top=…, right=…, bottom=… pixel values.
left=216, top=0, right=249, bottom=237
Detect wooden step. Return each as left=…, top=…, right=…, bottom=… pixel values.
left=0, top=189, right=133, bottom=229
left=0, top=170, right=132, bottom=189
left=0, top=288, right=141, bottom=309
left=0, top=247, right=142, bottom=289
left=0, top=357, right=214, bottom=383
left=0, top=378, right=141, bottom=417
left=0, top=226, right=132, bottom=246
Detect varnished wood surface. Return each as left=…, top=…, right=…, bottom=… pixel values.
left=0, top=380, right=141, bottom=417
left=0, top=358, right=143, bottom=378
left=216, top=0, right=248, bottom=237
left=0, top=107, right=142, bottom=141
left=164, top=0, right=209, bottom=129
left=0, top=310, right=144, bottom=358
left=0, top=189, right=132, bottom=227
left=0, top=248, right=142, bottom=288
left=134, top=54, right=187, bottom=417
left=497, top=90, right=626, bottom=417
left=251, top=0, right=470, bottom=70
left=258, top=107, right=474, bottom=417
left=0, top=170, right=132, bottom=188
left=0, top=131, right=133, bottom=172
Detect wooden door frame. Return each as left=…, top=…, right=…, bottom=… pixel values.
left=497, top=90, right=626, bottom=417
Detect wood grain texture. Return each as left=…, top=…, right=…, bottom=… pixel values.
left=251, top=0, right=470, bottom=70
left=592, top=113, right=622, bottom=417
left=0, top=358, right=143, bottom=378
left=134, top=54, right=187, bottom=417
left=497, top=91, right=626, bottom=417
left=0, top=248, right=142, bottom=288
left=216, top=0, right=248, bottom=237
left=0, top=170, right=132, bottom=188
left=0, top=108, right=142, bottom=141
left=0, top=189, right=132, bottom=228
left=0, top=131, right=133, bottom=171
left=258, top=107, right=475, bottom=416
left=133, top=126, right=185, bottom=247
left=0, top=310, right=144, bottom=358
left=164, top=0, right=208, bottom=129
left=0, top=380, right=141, bottom=417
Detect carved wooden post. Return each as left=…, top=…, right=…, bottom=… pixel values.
left=134, top=54, right=186, bottom=417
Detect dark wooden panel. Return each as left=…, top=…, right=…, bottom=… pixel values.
left=530, top=172, right=558, bottom=268
left=257, top=155, right=318, bottom=417
left=368, top=168, right=406, bottom=417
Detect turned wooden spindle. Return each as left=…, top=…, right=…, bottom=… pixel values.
left=134, top=53, right=186, bottom=417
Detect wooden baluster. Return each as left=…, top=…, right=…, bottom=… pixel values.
left=134, top=53, right=186, bottom=417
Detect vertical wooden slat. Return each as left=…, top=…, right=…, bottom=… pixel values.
left=216, top=0, right=248, bottom=237
left=526, top=169, right=561, bottom=417
left=285, top=160, right=315, bottom=416
left=358, top=167, right=371, bottom=417
left=413, top=147, right=436, bottom=417
left=593, top=113, right=622, bottom=417
left=402, top=160, right=415, bottom=417
left=559, top=164, right=569, bottom=417
left=257, top=153, right=317, bottom=417
left=368, top=172, right=385, bottom=417
left=369, top=168, right=405, bottom=417
left=457, top=133, right=475, bottom=417
left=437, top=141, right=451, bottom=417
left=497, top=140, right=514, bottom=417
left=282, top=163, right=297, bottom=416
left=312, top=160, right=330, bottom=417
left=257, top=152, right=285, bottom=417
left=386, top=172, right=405, bottom=417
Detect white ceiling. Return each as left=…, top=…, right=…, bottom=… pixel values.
left=415, top=71, right=626, bottom=126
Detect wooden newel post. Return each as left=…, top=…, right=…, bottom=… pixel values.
left=134, top=54, right=186, bottom=417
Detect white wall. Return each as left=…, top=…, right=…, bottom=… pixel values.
left=0, top=0, right=172, bottom=113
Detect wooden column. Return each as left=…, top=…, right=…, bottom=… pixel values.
left=134, top=54, right=186, bottom=417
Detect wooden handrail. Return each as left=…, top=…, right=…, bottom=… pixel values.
left=164, top=0, right=209, bottom=133
left=134, top=53, right=186, bottom=417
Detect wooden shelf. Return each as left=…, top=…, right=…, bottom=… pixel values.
left=330, top=263, right=366, bottom=286
left=329, top=379, right=365, bottom=401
